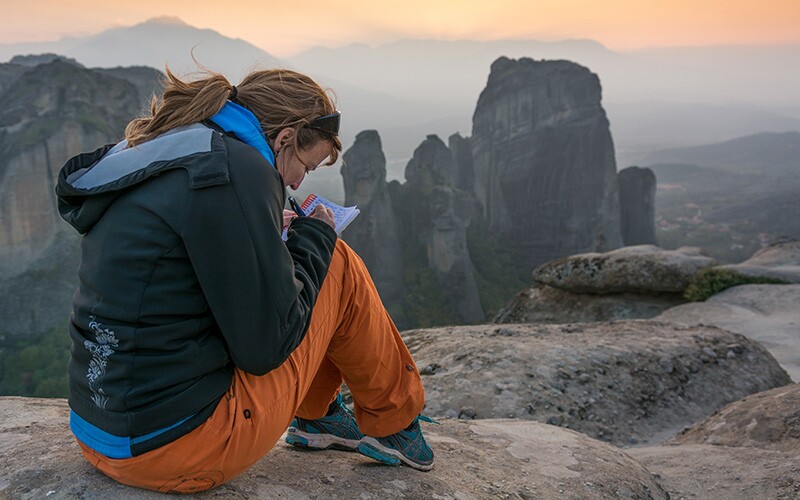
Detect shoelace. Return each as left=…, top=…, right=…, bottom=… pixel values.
left=417, top=415, right=440, bottom=425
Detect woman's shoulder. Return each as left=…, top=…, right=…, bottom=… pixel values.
left=219, top=133, right=282, bottom=185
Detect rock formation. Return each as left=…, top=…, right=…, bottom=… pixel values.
left=341, top=57, right=654, bottom=328
left=0, top=396, right=669, bottom=499
left=341, top=130, right=406, bottom=318
left=494, top=245, right=714, bottom=324
left=658, top=284, right=800, bottom=381
left=494, top=284, right=686, bottom=324
left=0, top=58, right=161, bottom=338
left=470, top=57, right=622, bottom=269
left=716, top=238, right=800, bottom=283
left=400, top=135, right=484, bottom=324
left=343, top=132, right=485, bottom=326
left=628, top=383, right=800, bottom=500
left=618, top=166, right=657, bottom=245
left=404, top=319, right=790, bottom=447
left=448, top=132, right=474, bottom=193
left=532, top=245, right=716, bottom=294
left=670, top=382, right=800, bottom=451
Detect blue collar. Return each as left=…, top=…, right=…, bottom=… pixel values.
left=209, top=101, right=276, bottom=167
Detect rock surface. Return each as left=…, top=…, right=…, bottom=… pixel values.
left=470, top=57, right=622, bottom=269
left=403, top=320, right=791, bottom=446
left=716, top=239, right=800, bottom=283
left=447, top=133, right=474, bottom=193
left=670, top=382, right=800, bottom=451
left=658, top=284, right=800, bottom=381
left=533, top=245, right=716, bottom=294
left=618, top=166, right=657, bottom=246
left=494, top=284, right=685, bottom=324
left=0, top=397, right=668, bottom=499
left=628, top=444, right=800, bottom=500
left=628, top=383, right=800, bottom=499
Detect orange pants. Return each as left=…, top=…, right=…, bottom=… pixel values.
left=78, top=240, right=425, bottom=493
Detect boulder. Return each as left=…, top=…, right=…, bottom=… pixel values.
left=716, top=239, right=800, bottom=283
left=493, top=284, right=685, bottom=324
left=628, top=444, right=800, bottom=500
left=657, top=284, right=800, bottom=381
left=628, top=384, right=800, bottom=500
left=470, top=57, right=622, bottom=269
left=0, top=397, right=668, bottom=499
left=669, top=383, right=800, bottom=451
left=403, top=320, right=790, bottom=446
left=533, top=245, right=716, bottom=294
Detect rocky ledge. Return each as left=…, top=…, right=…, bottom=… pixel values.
left=404, top=320, right=790, bottom=446
left=0, top=397, right=667, bottom=499
left=658, top=284, right=800, bottom=381
left=496, top=245, right=716, bottom=324
left=629, top=383, right=800, bottom=499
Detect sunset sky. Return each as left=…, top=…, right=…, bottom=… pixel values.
left=4, top=0, right=800, bottom=56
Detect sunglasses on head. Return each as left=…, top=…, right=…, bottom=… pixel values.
left=307, top=112, right=340, bottom=135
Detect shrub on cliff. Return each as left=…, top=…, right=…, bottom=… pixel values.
left=684, top=268, right=787, bottom=301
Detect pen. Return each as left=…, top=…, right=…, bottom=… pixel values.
left=288, top=196, right=306, bottom=217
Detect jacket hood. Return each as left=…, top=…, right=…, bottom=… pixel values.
left=56, top=124, right=230, bottom=234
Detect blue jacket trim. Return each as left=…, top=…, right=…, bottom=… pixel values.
left=210, top=101, right=276, bottom=167
left=70, top=409, right=195, bottom=459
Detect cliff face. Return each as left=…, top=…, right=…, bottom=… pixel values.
left=448, top=132, right=475, bottom=193
left=470, top=57, right=623, bottom=269
left=401, top=135, right=484, bottom=324
left=342, top=132, right=484, bottom=326
left=618, top=166, right=657, bottom=245
left=341, top=130, right=406, bottom=318
left=0, top=59, right=161, bottom=338
left=342, top=57, right=640, bottom=327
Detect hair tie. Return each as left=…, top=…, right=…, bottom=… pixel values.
left=229, top=85, right=238, bottom=102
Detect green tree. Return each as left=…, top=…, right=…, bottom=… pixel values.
left=0, top=327, right=70, bottom=398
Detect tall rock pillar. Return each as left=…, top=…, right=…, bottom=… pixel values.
left=402, top=135, right=485, bottom=324
left=470, top=57, right=623, bottom=269
left=341, top=130, right=406, bottom=321
left=618, top=166, right=657, bottom=245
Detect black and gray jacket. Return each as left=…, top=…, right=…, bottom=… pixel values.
left=56, top=123, right=336, bottom=457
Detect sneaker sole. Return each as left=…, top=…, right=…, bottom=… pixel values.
left=357, top=437, right=434, bottom=471
left=285, top=427, right=362, bottom=451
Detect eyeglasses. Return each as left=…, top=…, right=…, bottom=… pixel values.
left=307, top=112, right=341, bottom=135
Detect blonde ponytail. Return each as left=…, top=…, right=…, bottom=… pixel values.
left=125, top=68, right=232, bottom=147
left=124, top=67, right=341, bottom=164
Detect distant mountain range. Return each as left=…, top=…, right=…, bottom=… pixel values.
left=1, top=17, right=798, bottom=199
left=643, top=131, right=800, bottom=178
left=646, top=131, right=800, bottom=261
left=0, top=17, right=283, bottom=81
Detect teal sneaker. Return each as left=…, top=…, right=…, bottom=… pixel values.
left=357, top=415, right=436, bottom=471
left=285, top=393, right=364, bottom=451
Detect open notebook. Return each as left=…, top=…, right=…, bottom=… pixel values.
left=299, top=194, right=360, bottom=234
left=282, top=194, right=360, bottom=240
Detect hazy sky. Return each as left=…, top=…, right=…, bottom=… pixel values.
left=4, top=0, right=800, bottom=56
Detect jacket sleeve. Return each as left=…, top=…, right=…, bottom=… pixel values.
left=181, top=144, right=337, bottom=375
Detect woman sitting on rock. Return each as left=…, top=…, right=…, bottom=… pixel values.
left=55, top=67, right=433, bottom=493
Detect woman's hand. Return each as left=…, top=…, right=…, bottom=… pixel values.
left=308, top=204, right=336, bottom=230
left=282, top=209, right=297, bottom=229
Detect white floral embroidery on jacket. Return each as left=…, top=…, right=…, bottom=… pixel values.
left=84, top=316, right=119, bottom=409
